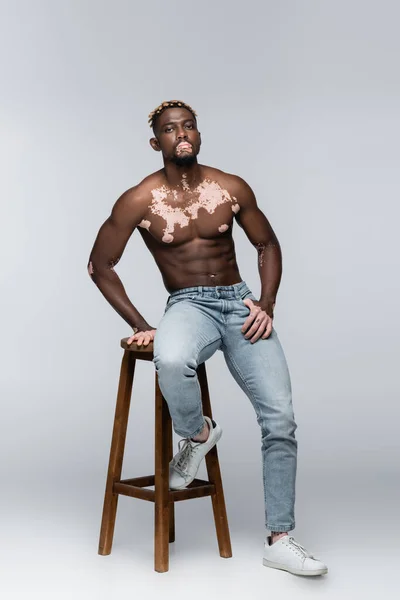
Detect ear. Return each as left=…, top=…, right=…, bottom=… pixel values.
left=150, top=137, right=161, bottom=152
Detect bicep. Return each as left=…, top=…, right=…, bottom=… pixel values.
left=234, top=180, right=279, bottom=246
left=88, top=188, right=144, bottom=271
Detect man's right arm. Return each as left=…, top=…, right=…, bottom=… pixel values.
left=87, top=186, right=151, bottom=332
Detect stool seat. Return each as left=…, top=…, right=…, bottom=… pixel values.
left=120, top=337, right=154, bottom=360
left=98, top=338, right=232, bottom=572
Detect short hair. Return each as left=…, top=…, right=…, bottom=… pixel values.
left=148, top=100, right=197, bottom=131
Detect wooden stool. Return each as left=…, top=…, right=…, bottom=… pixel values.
left=98, top=338, right=232, bottom=572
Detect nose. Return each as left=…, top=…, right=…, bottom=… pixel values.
left=177, top=127, right=188, bottom=140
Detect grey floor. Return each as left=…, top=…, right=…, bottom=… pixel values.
left=2, top=468, right=398, bottom=600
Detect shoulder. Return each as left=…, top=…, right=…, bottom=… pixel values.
left=136, top=169, right=165, bottom=194
left=112, top=170, right=163, bottom=213
left=201, top=166, right=255, bottom=204
left=121, top=170, right=163, bottom=202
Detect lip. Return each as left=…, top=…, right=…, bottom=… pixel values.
left=176, top=141, right=192, bottom=151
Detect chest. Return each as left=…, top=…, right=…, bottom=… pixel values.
left=138, top=180, right=241, bottom=245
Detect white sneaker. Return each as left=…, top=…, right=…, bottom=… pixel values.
left=169, top=416, right=222, bottom=490
left=263, top=535, right=328, bottom=577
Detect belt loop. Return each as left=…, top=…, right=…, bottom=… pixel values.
left=236, top=281, right=244, bottom=300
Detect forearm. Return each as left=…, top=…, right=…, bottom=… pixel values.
left=256, top=242, right=282, bottom=307
left=89, top=265, right=148, bottom=330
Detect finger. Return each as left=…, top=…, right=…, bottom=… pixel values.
left=127, top=328, right=141, bottom=344
left=243, top=298, right=254, bottom=309
left=244, top=313, right=267, bottom=338
left=136, top=334, right=145, bottom=346
left=245, top=321, right=265, bottom=342
left=250, top=330, right=264, bottom=343
left=261, top=320, right=273, bottom=339
left=129, top=330, right=155, bottom=347
left=241, top=299, right=255, bottom=330
left=244, top=318, right=265, bottom=339
left=242, top=317, right=261, bottom=335
left=138, top=332, right=153, bottom=347
left=141, top=333, right=152, bottom=346
left=241, top=307, right=262, bottom=333
left=261, top=322, right=273, bottom=339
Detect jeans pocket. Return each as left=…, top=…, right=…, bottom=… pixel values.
left=165, top=293, right=199, bottom=311
left=240, top=290, right=256, bottom=301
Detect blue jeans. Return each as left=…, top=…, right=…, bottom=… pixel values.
left=153, top=280, right=297, bottom=532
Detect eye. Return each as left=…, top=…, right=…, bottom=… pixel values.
left=164, top=126, right=174, bottom=133
left=185, top=123, right=193, bottom=129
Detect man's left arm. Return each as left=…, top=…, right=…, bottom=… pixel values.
left=232, top=176, right=282, bottom=319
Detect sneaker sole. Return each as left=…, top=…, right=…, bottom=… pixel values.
left=263, top=558, right=328, bottom=577
left=169, top=427, right=222, bottom=490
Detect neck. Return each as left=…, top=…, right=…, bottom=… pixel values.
left=162, top=160, right=202, bottom=189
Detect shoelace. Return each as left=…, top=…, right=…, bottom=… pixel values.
left=173, top=438, right=199, bottom=474
left=288, top=537, right=314, bottom=558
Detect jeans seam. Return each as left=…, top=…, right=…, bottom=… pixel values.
left=166, top=335, right=221, bottom=439
left=224, top=346, right=287, bottom=530
left=192, top=336, right=220, bottom=437
left=166, top=298, right=225, bottom=339
left=226, top=350, right=272, bottom=531
left=174, top=420, right=206, bottom=439
left=194, top=300, right=226, bottom=339
left=164, top=296, right=196, bottom=313
left=223, top=348, right=262, bottom=422
left=267, top=523, right=296, bottom=532
left=196, top=335, right=221, bottom=358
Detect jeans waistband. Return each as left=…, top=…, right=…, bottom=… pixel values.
left=169, top=280, right=249, bottom=300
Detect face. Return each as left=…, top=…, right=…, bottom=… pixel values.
left=150, top=107, right=201, bottom=165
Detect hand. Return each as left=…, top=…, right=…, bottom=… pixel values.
left=241, top=298, right=274, bottom=343
left=127, top=326, right=157, bottom=347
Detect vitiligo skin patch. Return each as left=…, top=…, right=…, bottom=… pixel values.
left=138, top=219, right=151, bottom=230
left=109, top=258, right=120, bottom=270
left=256, top=242, right=266, bottom=267
left=88, top=257, right=119, bottom=277
left=138, top=178, right=241, bottom=243
left=181, top=173, right=190, bottom=192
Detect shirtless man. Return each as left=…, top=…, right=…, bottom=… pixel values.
left=88, top=100, right=328, bottom=577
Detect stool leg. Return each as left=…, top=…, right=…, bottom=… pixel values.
left=166, top=411, right=175, bottom=544
left=198, top=363, right=232, bottom=558
left=154, top=373, right=171, bottom=572
left=98, top=350, right=135, bottom=555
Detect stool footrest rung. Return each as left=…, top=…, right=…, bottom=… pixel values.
left=170, top=478, right=215, bottom=502
left=114, top=482, right=155, bottom=502
left=113, top=476, right=215, bottom=503
left=119, top=475, right=155, bottom=487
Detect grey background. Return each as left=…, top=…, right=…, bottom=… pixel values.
left=1, top=1, right=399, bottom=598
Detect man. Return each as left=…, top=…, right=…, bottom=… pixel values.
left=88, top=100, right=328, bottom=577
